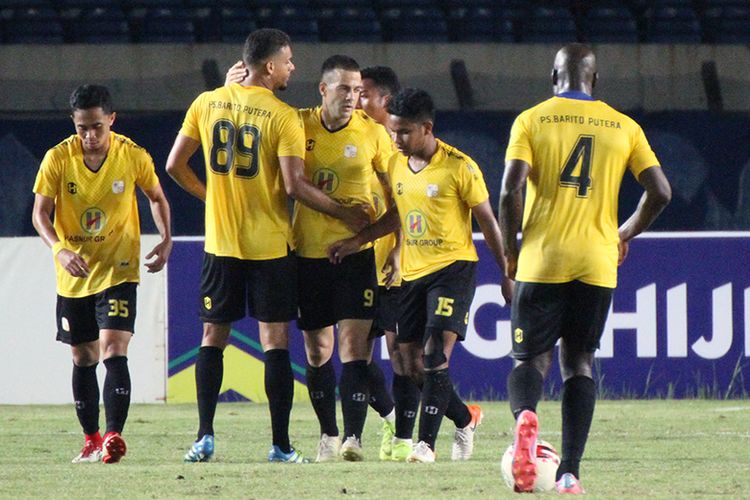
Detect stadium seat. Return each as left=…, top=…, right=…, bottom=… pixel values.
left=268, top=6, right=319, bottom=42
left=646, top=6, right=702, bottom=43
left=70, top=6, right=130, bottom=43
left=312, top=0, right=371, bottom=8
left=139, top=7, right=195, bottom=43
left=56, top=0, right=119, bottom=8
left=121, top=0, right=183, bottom=9
left=522, top=6, right=578, bottom=43
left=253, top=0, right=310, bottom=8
left=317, top=7, right=381, bottom=42
left=0, top=0, right=51, bottom=7
left=448, top=6, right=515, bottom=43
left=4, top=6, right=64, bottom=44
left=381, top=6, right=448, bottom=43
left=378, top=0, right=437, bottom=8
left=703, top=6, right=750, bottom=44
left=218, top=6, right=258, bottom=43
left=584, top=5, right=639, bottom=43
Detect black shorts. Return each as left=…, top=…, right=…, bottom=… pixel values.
left=369, top=285, right=401, bottom=338
left=297, top=248, right=377, bottom=331
left=510, top=280, right=614, bottom=360
left=56, top=282, right=137, bottom=346
left=397, top=261, right=476, bottom=344
left=200, top=251, right=297, bottom=324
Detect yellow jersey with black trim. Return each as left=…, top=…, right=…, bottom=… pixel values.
left=33, top=132, right=159, bottom=298
left=180, top=84, right=305, bottom=260
left=390, top=139, right=489, bottom=281
left=371, top=145, right=401, bottom=287
left=293, top=108, right=391, bottom=258
left=505, top=93, right=660, bottom=288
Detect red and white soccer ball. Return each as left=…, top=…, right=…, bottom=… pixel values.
left=500, top=439, right=561, bottom=492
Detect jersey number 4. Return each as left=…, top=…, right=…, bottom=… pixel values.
left=559, top=134, right=594, bottom=197
left=209, top=119, right=260, bottom=178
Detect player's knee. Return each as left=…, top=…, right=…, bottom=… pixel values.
left=422, top=327, right=447, bottom=370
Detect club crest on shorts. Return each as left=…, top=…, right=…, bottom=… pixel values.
left=203, top=296, right=212, bottom=310
left=514, top=327, right=524, bottom=343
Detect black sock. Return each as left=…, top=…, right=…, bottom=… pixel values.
left=306, top=359, right=338, bottom=436
left=392, top=374, right=420, bottom=439
left=418, top=369, right=453, bottom=449
left=72, top=363, right=100, bottom=436
left=265, top=349, right=293, bottom=453
left=103, top=356, right=130, bottom=434
left=557, top=375, right=596, bottom=480
left=367, top=361, right=394, bottom=418
left=444, top=388, right=472, bottom=428
left=196, top=346, right=223, bottom=439
left=340, top=360, right=369, bottom=440
left=508, top=364, right=544, bottom=419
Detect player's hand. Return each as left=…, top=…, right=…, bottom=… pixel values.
left=327, top=237, right=361, bottom=264
left=57, top=249, right=90, bottom=278
left=500, top=275, right=514, bottom=306
left=340, top=204, right=371, bottom=233
left=505, top=254, right=518, bottom=281
left=618, top=238, right=629, bottom=266
left=145, top=238, right=173, bottom=273
left=225, top=60, right=248, bottom=86
left=383, top=247, right=400, bottom=288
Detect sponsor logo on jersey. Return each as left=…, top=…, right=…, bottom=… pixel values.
left=80, top=207, right=106, bottom=235
left=344, top=144, right=357, bottom=158
left=112, top=180, right=125, bottom=194
left=306, top=139, right=315, bottom=151
left=405, top=210, right=427, bottom=238
left=313, top=168, right=339, bottom=194
left=396, top=182, right=404, bottom=195
left=426, top=184, right=439, bottom=198
left=67, top=182, right=77, bottom=194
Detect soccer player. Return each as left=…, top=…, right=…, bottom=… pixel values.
left=166, top=29, right=369, bottom=464
left=31, top=84, right=173, bottom=464
left=358, top=65, right=420, bottom=462
left=295, top=55, right=394, bottom=462
left=328, top=88, right=514, bottom=463
left=499, top=44, right=671, bottom=494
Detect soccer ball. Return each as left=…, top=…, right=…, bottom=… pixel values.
left=500, top=439, right=560, bottom=492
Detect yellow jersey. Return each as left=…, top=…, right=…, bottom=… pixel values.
left=179, top=84, right=305, bottom=260
left=293, top=108, right=391, bottom=258
left=371, top=161, right=401, bottom=287
left=390, top=139, right=489, bottom=281
left=33, top=132, right=159, bottom=298
left=505, top=93, right=660, bottom=288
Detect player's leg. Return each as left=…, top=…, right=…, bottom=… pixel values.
left=555, top=281, right=613, bottom=493
left=94, top=282, right=137, bottom=464
left=507, top=281, right=566, bottom=491
left=303, top=326, right=339, bottom=460
left=365, top=329, right=396, bottom=461
left=186, top=254, right=244, bottom=462
left=250, top=252, right=307, bottom=463
left=59, top=293, right=104, bottom=463
left=338, top=318, right=373, bottom=460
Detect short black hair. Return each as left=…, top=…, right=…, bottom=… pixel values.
left=361, top=66, right=401, bottom=97
left=320, top=54, right=360, bottom=77
left=243, top=28, right=291, bottom=67
left=69, top=84, right=113, bottom=114
left=386, top=88, right=434, bottom=123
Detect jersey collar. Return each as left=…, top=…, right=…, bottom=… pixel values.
left=555, top=91, right=595, bottom=101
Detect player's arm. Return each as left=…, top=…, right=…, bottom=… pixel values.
left=374, top=170, right=402, bottom=285
left=473, top=199, right=514, bottom=304
left=499, top=158, right=530, bottom=280
left=279, top=155, right=370, bottom=232
left=165, top=134, right=206, bottom=202
left=140, top=183, right=173, bottom=273
left=618, top=165, right=671, bottom=265
left=327, top=205, right=401, bottom=264
left=31, top=193, right=90, bottom=278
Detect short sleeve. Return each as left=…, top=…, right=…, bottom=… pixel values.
left=135, top=149, right=159, bottom=191
left=32, top=149, right=60, bottom=199
left=627, top=124, right=660, bottom=178
left=178, top=93, right=205, bottom=141
left=371, top=123, right=393, bottom=174
left=458, top=158, right=489, bottom=208
left=276, top=107, right=305, bottom=158
left=504, top=111, right=533, bottom=166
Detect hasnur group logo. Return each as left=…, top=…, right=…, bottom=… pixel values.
left=405, top=210, right=427, bottom=238
left=80, top=207, right=106, bottom=235
left=313, top=168, right=339, bottom=194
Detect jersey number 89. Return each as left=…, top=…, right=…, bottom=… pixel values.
left=209, top=119, right=260, bottom=179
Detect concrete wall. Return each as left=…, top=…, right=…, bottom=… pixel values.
left=1, top=43, right=748, bottom=112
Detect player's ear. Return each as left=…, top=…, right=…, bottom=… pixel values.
left=108, top=111, right=117, bottom=126
left=319, top=81, right=326, bottom=97
left=423, top=120, right=433, bottom=135
left=265, top=59, right=274, bottom=76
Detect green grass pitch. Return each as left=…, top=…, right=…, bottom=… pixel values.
left=2, top=400, right=750, bottom=498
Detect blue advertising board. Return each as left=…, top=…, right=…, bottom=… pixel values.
left=166, top=233, right=750, bottom=401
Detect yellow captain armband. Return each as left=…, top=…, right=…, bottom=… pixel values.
left=52, top=242, right=64, bottom=257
